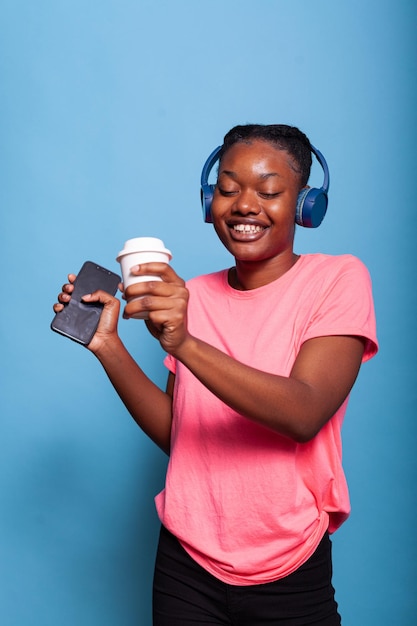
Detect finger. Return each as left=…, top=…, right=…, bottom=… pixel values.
left=129, top=262, right=181, bottom=283
left=123, top=291, right=186, bottom=322
left=122, top=293, right=157, bottom=319
left=124, top=277, right=186, bottom=303
left=62, top=283, right=74, bottom=295
left=58, top=292, right=71, bottom=304
left=124, top=280, right=164, bottom=302
left=81, top=289, right=118, bottom=305
left=55, top=273, right=76, bottom=309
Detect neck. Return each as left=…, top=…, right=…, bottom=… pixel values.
left=230, top=253, right=300, bottom=291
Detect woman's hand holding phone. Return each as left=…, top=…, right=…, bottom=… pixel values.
left=52, top=263, right=122, bottom=351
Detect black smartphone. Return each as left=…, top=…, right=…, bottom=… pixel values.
left=51, top=261, right=121, bottom=346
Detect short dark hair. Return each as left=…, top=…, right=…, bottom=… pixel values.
left=220, top=124, right=313, bottom=187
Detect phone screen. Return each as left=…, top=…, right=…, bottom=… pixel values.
left=51, top=261, right=121, bottom=345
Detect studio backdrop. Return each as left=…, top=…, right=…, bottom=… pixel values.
left=0, top=1, right=416, bottom=625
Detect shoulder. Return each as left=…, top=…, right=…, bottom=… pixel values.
left=299, top=253, right=373, bottom=288
left=299, top=253, right=375, bottom=304
left=300, top=254, right=378, bottom=360
left=302, top=252, right=369, bottom=273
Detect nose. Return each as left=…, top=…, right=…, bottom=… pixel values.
left=232, top=189, right=260, bottom=215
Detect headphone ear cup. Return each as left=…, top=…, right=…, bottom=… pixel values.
left=295, top=188, right=310, bottom=227
left=296, top=187, right=328, bottom=228
left=201, top=184, right=215, bottom=223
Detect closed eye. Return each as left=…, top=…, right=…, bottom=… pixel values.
left=258, top=192, right=281, bottom=199
left=218, top=187, right=239, bottom=197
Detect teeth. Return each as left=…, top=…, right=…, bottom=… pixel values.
left=233, top=224, right=264, bottom=233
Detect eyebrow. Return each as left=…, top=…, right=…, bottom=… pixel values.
left=219, top=170, right=282, bottom=180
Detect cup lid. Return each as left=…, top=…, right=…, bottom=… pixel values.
left=116, top=237, right=172, bottom=261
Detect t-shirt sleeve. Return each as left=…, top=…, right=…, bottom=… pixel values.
left=302, top=255, right=378, bottom=362
left=164, top=353, right=177, bottom=374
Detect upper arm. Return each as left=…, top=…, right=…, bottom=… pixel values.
left=166, top=372, right=176, bottom=398
left=289, top=334, right=366, bottom=440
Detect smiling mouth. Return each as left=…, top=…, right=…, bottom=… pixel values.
left=231, top=224, right=266, bottom=233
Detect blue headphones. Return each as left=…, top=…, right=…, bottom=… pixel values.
left=200, top=143, right=330, bottom=228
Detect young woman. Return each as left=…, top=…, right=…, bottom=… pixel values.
left=54, top=124, right=378, bottom=625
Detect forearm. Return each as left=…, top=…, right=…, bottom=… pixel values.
left=175, top=338, right=308, bottom=440
left=173, top=335, right=363, bottom=443
left=93, top=336, right=173, bottom=454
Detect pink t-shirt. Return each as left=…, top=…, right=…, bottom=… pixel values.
left=155, top=254, right=378, bottom=585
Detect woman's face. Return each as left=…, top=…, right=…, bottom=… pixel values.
left=211, top=140, right=302, bottom=266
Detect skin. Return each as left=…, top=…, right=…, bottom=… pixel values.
left=53, top=140, right=365, bottom=454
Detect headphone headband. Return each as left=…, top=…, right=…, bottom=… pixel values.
left=200, top=142, right=330, bottom=228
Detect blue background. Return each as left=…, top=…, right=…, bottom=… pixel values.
left=1, top=1, right=416, bottom=624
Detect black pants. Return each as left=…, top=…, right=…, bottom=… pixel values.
left=153, top=525, right=341, bottom=625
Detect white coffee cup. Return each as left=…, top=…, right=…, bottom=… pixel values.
left=116, top=237, right=172, bottom=319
